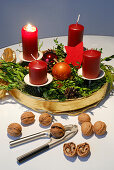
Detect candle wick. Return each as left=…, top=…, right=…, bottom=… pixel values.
left=76, top=14, right=80, bottom=24
left=31, top=54, right=37, bottom=60
left=53, top=58, right=58, bottom=63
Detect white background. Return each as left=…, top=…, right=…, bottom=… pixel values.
left=0, top=35, right=114, bottom=170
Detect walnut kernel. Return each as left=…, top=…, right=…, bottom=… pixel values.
left=63, top=142, right=77, bottom=157
left=77, top=142, right=90, bottom=157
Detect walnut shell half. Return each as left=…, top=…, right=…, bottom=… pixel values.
left=2, top=48, right=16, bottom=62
left=63, top=142, right=77, bottom=157
left=77, top=142, right=90, bottom=157
left=50, top=123, right=65, bottom=138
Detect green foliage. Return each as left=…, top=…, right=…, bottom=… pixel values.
left=38, top=40, right=43, bottom=51
left=0, top=39, right=114, bottom=101
left=100, top=56, right=114, bottom=91
left=40, top=65, right=106, bottom=101
left=101, top=55, right=114, bottom=62
left=53, top=38, right=66, bottom=61
left=24, top=64, right=106, bottom=101
left=0, top=60, right=28, bottom=90
left=33, top=45, right=113, bottom=101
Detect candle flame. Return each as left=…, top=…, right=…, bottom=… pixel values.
left=27, top=24, right=32, bottom=31
left=24, top=23, right=36, bottom=32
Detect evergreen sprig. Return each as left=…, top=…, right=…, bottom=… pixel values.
left=0, top=39, right=114, bottom=101
left=0, top=60, right=28, bottom=90
left=53, top=38, right=66, bottom=61
left=24, top=64, right=106, bottom=101
left=100, top=56, right=114, bottom=91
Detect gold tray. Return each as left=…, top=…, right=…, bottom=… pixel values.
left=0, top=89, right=6, bottom=98
left=9, top=83, right=108, bottom=115
left=0, top=79, right=7, bottom=99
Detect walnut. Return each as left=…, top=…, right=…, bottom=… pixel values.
left=39, top=113, right=52, bottom=126
left=81, top=122, right=93, bottom=136
left=7, top=123, right=22, bottom=137
left=78, top=113, right=91, bottom=124
left=63, top=142, right=77, bottom=157
left=77, top=142, right=90, bottom=157
left=2, top=48, right=16, bottom=62
left=93, top=121, right=106, bottom=135
left=50, top=123, right=65, bottom=138
left=21, top=111, right=35, bottom=125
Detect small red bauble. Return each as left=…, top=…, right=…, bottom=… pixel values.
left=52, top=62, right=71, bottom=80
left=42, top=50, right=58, bottom=64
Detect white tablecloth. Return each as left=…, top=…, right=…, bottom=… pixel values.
left=0, top=35, right=114, bottom=170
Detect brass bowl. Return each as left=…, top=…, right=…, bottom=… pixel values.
left=10, top=83, right=108, bottom=115
left=0, top=79, right=7, bottom=98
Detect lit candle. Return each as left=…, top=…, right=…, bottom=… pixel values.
left=82, top=50, right=101, bottom=79
left=29, top=60, right=47, bottom=85
left=21, top=24, right=38, bottom=61
left=68, top=15, right=84, bottom=47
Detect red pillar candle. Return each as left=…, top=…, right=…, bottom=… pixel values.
left=29, top=60, right=47, bottom=85
left=21, top=24, right=38, bottom=61
left=82, top=50, right=101, bottom=79
left=68, top=23, right=84, bottom=47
